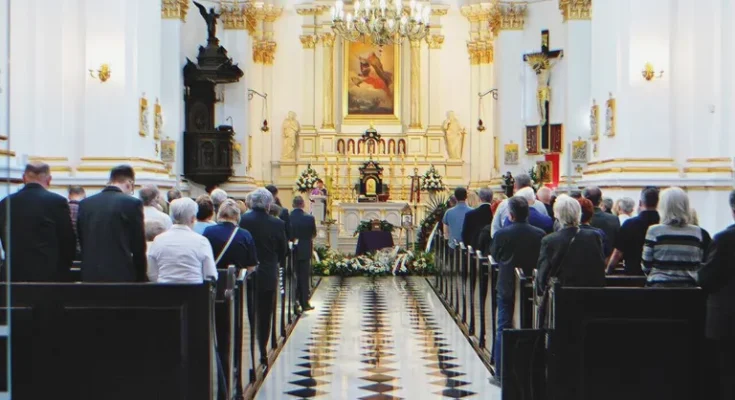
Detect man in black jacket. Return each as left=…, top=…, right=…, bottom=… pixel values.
left=697, top=190, right=735, bottom=400
left=0, top=162, right=76, bottom=282
left=77, top=165, right=146, bottom=282
left=266, top=184, right=291, bottom=239
left=584, top=186, right=620, bottom=258
left=461, top=188, right=493, bottom=250
left=240, top=188, right=287, bottom=365
left=290, top=195, right=317, bottom=313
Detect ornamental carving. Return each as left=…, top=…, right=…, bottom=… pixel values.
left=491, top=2, right=527, bottom=34
left=467, top=41, right=493, bottom=65
left=296, top=5, right=329, bottom=16
left=300, top=35, right=318, bottom=49
left=161, top=0, right=189, bottom=20
left=253, top=40, right=277, bottom=65
left=460, top=4, right=494, bottom=23
left=320, top=32, right=336, bottom=47
left=559, top=0, right=591, bottom=21
left=427, top=34, right=445, bottom=49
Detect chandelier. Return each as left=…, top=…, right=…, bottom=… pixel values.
left=331, top=0, right=431, bottom=47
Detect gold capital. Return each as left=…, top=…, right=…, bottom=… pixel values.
left=559, top=0, right=592, bottom=21
left=300, top=35, right=318, bottom=49
left=427, top=34, right=445, bottom=49
left=161, top=0, right=189, bottom=21
left=320, top=32, right=336, bottom=47
left=467, top=41, right=493, bottom=65
left=461, top=4, right=494, bottom=24
left=492, top=2, right=527, bottom=34
left=296, top=5, right=330, bottom=16
left=253, top=40, right=277, bottom=65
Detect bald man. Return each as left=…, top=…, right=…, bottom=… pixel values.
left=0, top=162, right=76, bottom=281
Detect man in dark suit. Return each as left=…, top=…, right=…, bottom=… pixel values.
left=490, top=197, right=546, bottom=381
left=240, top=188, right=287, bottom=365
left=461, top=188, right=494, bottom=250
left=77, top=165, right=146, bottom=282
left=0, top=162, right=76, bottom=282
left=697, top=190, right=735, bottom=400
left=584, top=186, right=620, bottom=258
left=266, top=184, right=291, bottom=239
left=290, top=195, right=317, bottom=313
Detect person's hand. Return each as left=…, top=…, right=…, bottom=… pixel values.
left=246, top=266, right=255, bottom=273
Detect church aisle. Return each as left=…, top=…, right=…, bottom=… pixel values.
left=255, top=277, right=499, bottom=399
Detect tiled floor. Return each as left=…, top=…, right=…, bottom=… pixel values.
left=255, top=276, right=499, bottom=399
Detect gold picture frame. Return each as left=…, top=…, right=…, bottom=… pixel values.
left=161, top=139, right=176, bottom=163
left=139, top=95, right=149, bottom=137
left=342, top=40, right=401, bottom=125
left=590, top=99, right=599, bottom=140
left=605, top=92, right=616, bottom=137
left=154, top=98, right=163, bottom=140
left=504, top=143, right=519, bottom=165
left=572, top=139, right=588, bottom=163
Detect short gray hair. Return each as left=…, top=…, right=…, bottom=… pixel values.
left=145, top=220, right=167, bottom=241
left=618, top=197, right=635, bottom=215
left=170, top=197, right=198, bottom=225
left=293, top=195, right=305, bottom=209
left=514, top=173, right=532, bottom=189
left=537, top=186, right=552, bottom=202
left=659, top=187, right=690, bottom=226
left=248, top=188, right=273, bottom=210
left=602, top=197, right=614, bottom=212
left=217, top=199, right=241, bottom=222
left=514, top=187, right=535, bottom=204
left=139, top=185, right=160, bottom=206
left=210, top=188, right=228, bottom=207
left=554, top=194, right=582, bottom=227
left=478, top=188, right=493, bottom=203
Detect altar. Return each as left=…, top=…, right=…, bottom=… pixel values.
left=337, top=201, right=408, bottom=234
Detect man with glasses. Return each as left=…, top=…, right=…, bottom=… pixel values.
left=77, top=165, right=147, bottom=282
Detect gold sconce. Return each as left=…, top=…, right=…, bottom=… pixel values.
left=642, top=62, right=664, bottom=81
left=89, top=64, right=111, bottom=82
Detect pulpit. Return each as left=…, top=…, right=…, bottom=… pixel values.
left=310, top=194, right=327, bottom=225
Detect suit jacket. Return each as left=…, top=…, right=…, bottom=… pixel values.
left=77, top=186, right=147, bottom=282
left=239, top=209, right=287, bottom=291
left=278, top=206, right=291, bottom=240
left=536, top=227, right=605, bottom=296
left=290, top=208, right=317, bottom=261
left=461, top=204, right=493, bottom=250
left=0, top=183, right=76, bottom=282
left=491, top=222, right=546, bottom=301
left=590, top=208, right=620, bottom=257
left=697, top=224, right=735, bottom=339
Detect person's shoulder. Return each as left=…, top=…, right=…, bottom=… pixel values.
left=269, top=215, right=286, bottom=226
left=527, top=224, right=547, bottom=237
left=713, top=225, right=735, bottom=243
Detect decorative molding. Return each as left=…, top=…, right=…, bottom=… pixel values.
left=460, top=4, right=495, bottom=23
left=587, top=157, right=675, bottom=166
left=559, top=0, right=592, bottom=21
left=427, top=34, right=445, bottom=49
left=320, top=32, right=336, bottom=48
left=221, top=2, right=283, bottom=33
left=491, top=2, right=527, bottom=34
left=161, top=0, right=189, bottom=21
left=467, top=41, right=493, bottom=65
left=300, top=35, right=318, bottom=49
left=295, top=5, right=330, bottom=16
left=253, top=40, right=277, bottom=64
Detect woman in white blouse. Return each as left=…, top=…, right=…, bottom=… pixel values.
left=147, top=197, right=218, bottom=283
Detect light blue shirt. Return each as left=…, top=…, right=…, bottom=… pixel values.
left=193, top=220, right=216, bottom=235
left=442, top=202, right=472, bottom=248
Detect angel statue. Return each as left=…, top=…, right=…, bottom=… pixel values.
left=193, top=1, right=220, bottom=42
left=442, top=111, right=466, bottom=160
left=281, top=111, right=300, bottom=160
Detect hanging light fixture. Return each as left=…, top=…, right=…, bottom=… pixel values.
left=331, top=0, right=431, bottom=47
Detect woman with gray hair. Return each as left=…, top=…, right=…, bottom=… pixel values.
left=642, top=187, right=711, bottom=287
left=202, top=199, right=258, bottom=270
left=147, top=198, right=218, bottom=283
left=536, top=195, right=605, bottom=300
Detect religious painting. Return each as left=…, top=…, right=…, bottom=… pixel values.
left=590, top=100, right=599, bottom=140
left=550, top=124, right=563, bottom=153
left=343, top=40, right=401, bottom=123
left=358, top=139, right=364, bottom=154
left=536, top=160, right=552, bottom=184
left=504, top=143, right=519, bottom=165
left=525, top=126, right=539, bottom=154
left=605, top=92, right=616, bottom=137
left=379, top=139, right=386, bottom=154
left=161, top=140, right=176, bottom=163
left=572, top=139, right=588, bottom=163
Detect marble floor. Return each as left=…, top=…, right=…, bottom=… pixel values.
left=255, top=276, right=499, bottom=399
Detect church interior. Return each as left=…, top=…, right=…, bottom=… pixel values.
left=1, top=0, right=735, bottom=399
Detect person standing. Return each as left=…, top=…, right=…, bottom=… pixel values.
left=697, top=190, right=735, bottom=400
left=584, top=186, right=620, bottom=259
left=0, top=162, right=76, bottom=282
left=239, top=188, right=287, bottom=365
left=266, top=185, right=291, bottom=239
left=140, top=185, right=173, bottom=230
left=193, top=195, right=216, bottom=235
left=461, top=188, right=494, bottom=250
left=203, top=199, right=258, bottom=270
left=290, top=196, right=317, bottom=313
left=68, top=185, right=86, bottom=260
left=537, top=186, right=555, bottom=220
left=606, top=187, right=660, bottom=275
left=491, top=173, right=548, bottom=238
left=442, top=187, right=472, bottom=249
left=77, top=165, right=147, bottom=282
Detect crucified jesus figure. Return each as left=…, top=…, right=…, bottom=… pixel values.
left=527, top=54, right=562, bottom=126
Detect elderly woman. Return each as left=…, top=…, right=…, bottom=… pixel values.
left=147, top=198, right=218, bottom=283
left=536, top=195, right=605, bottom=297
left=193, top=195, right=216, bottom=234
left=145, top=220, right=167, bottom=252
left=203, top=199, right=258, bottom=270
left=642, top=187, right=711, bottom=287
left=617, top=197, right=636, bottom=225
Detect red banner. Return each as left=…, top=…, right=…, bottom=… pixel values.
left=544, top=153, right=560, bottom=188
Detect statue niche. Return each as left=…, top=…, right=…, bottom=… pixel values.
left=183, top=1, right=244, bottom=188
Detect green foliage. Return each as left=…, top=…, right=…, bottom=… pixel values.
left=353, top=220, right=395, bottom=236
left=417, top=194, right=450, bottom=249
left=311, top=246, right=436, bottom=277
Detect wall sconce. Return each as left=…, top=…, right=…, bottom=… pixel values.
left=642, top=62, right=664, bottom=81
left=89, top=64, right=111, bottom=82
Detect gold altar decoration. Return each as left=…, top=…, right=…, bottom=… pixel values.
left=590, top=99, right=599, bottom=140
left=295, top=5, right=330, bottom=16
left=247, top=134, right=253, bottom=169
left=642, top=62, right=664, bottom=81
left=300, top=35, right=318, bottom=49
left=153, top=98, right=163, bottom=140
left=559, top=0, right=591, bottom=21
left=389, top=155, right=395, bottom=198
left=605, top=92, right=616, bottom=137
left=409, top=40, right=422, bottom=129
left=233, top=141, right=243, bottom=164
left=427, top=35, right=445, bottom=49
left=161, top=0, right=189, bottom=21
left=467, top=41, right=493, bottom=65
left=334, top=157, right=341, bottom=201
left=139, top=95, right=149, bottom=137
left=321, top=33, right=336, bottom=129
left=221, top=1, right=282, bottom=34
left=400, top=155, right=407, bottom=201
left=460, top=4, right=495, bottom=24
left=346, top=155, right=354, bottom=201
left=342, top=40, right=402, bottom=124
left=253, top=40, right=277, bottom=65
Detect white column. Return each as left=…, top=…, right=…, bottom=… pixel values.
left=161, top=16, right=184, bottom=176
left=223, top=28, right=249, bottom=178
left=562, top=20, right=591, bottom=178
left=495, top=30, right=524, bottom=174
left=426, top=35, right=443, bottom=130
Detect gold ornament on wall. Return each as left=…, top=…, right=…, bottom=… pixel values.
left=572, top=137, right=588, bottom=163
left=253, top=40, right=277, bottom=65
left=300, top=35, right=318, bottom=49
left=89, top=64, right=111, bottom=83
left=161, top=139, right=176, bottom=162
left=605, top=92, right=616, bottom=137
left=590, top=99, right=599, bottom=140
left=161, top=0, right=189, bottom=21
left=559, top=0, right=591, bottom=21
left=153, top=98, right=163, bottom=140
left=139, top=94, right=149, bottom=137
left=641, top=62, right=664, bottom=81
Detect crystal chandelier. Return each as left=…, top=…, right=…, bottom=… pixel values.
left=331, top=0, right=431, bottom=47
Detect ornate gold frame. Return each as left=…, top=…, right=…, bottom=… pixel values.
left=605, top=93, right=616, bottom=137
left=590, top=100, right=599, bottom=140
left=342, top=41, right=402, bottom=125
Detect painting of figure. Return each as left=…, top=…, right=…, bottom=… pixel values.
left=344, top=41, right=400, bottom=119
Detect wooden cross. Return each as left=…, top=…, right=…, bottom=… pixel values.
left=523, top=30, right=563, bottom=151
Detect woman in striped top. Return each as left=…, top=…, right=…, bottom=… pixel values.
left=642, top=187, right=711, bottom=287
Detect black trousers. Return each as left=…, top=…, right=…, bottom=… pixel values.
left=713, top=339, right=735, bottom=400
left=247, top=286, right=276, bottom=363
left=295, top=259, right=311, bottom=308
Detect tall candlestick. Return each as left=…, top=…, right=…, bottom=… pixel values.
left=400, top=155, right=406, bottom=201
left=334, top=156, right=341, bottom=201
left=347, top=155, right=353, bottom=201
left=389, top=155, right=394, bottom=199
left=324, top=156, right=329, bottom=179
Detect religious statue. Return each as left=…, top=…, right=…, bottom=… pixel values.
left=526, top=54, right=562, bottom=126
left=281, top=111, right=300, bottom=160
left=442, top=111, right=466, bottom=160
left=193, top=1, right=220, bottom=43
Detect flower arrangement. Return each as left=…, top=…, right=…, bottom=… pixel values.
left=295, top=164, right=320, bottom=193
left=417, top=194, right=450, bottom=250
left=353, top=220, right=395, bottom=236
left=312, top=246, right=435, bottom=277
left=420, top=165, right=446, bottom=193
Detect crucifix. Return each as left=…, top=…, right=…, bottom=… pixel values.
left=523, top=30, right=563, bottom=151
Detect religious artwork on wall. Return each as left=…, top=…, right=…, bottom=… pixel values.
left=442, top=111, right=466, bottom=160
left=233, top=141, right=242, bottom=164
left=337, top=139, right=346, bottom=155
left=572, top=138, right=588, bottom=163
left=504, top=143, right=519, bottom=165
left=397, top=139, right=406, bottom=155
left=343, top=40, right=401, bottom=122
left=605, top=92, right=616, bottom=137
left=139, top=94, right=149, bottom=137
left=161, top=140, right=176, bottom=163
left=589, top=99, right=599, bottom=140
left=550, top=124, right=563, bottom=153
left=154, top=98, right=163, bottom=140
left=388, top=139, right=396, bottom=155
left=536, top=160, right=552, bottom=184
left=281, top=111, right=300, bottom=160
left=525, top=126, right=539, bottom=154
left=379, top=139, right=386, bottom=154
left=347, top=139, right=355, bottom=155
left=358, top=139, right=364, bottom=154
